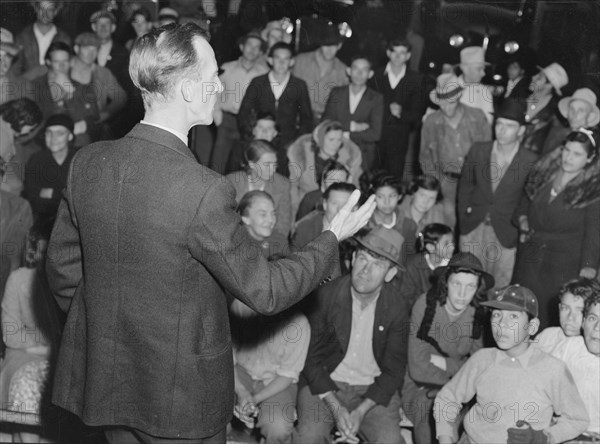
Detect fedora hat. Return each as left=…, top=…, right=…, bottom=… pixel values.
left=354, top=226, right=406, bottom=270
left=433, top=252, right=495, bottom=290
left=558, top=88, right=600, bottom=128
left=429, top=73, right=464, bottom=105
left=494, top=98, right=527, bottom=125
left=538, top=63, right=568, bottom=96
left=460, top=46, right=490, bottom=66
left=0, top=28, right=20, bottom=57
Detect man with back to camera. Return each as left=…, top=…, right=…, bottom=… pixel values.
left=46, top=23, right=376, bottom=444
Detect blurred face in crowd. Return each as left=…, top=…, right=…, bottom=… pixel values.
left=47, top=49, right=70, bottom=75
left=320, top=169, right=349, bottom=192
left=267, top=29, right=284, bottom=49
left=375, top=185, right=401, bottom=217
left=0, top=50, right=14, bottom=77
left=323, top=189, right=352, bottom=223
left=45, top=125, right=73, bottom=153
left=411, top=187, right=438, bottom=215
left=462, top=62, right=486, bottom=83
left=567, top=99, right=593, bottom=130
left=583, top=303, right=600, bottom=356
left=269, top=47, right=294, bottom=76
left=561, top=140, right=592, bottom=174
left=438, top=95, right=461, bottom=118
left=250, top=152, right=277, bottom=182
left=348, top=58, right=373, bottom=87
left=132, top=13, right=152, bottom=38
left=241, top=196, right=276, bottom=241
left=529, top=70, right=552, bottom=95
left=426, top=233, right=455, bottom=264
left=507, top=61, right=524, bottom=81
left=495, top=117, right=524, bottom=146
left=386, top=45, right=410, bottom=69
left=240, top=37, right=263, bottom=63
left=320, top=129, right=343, bottom=158
left=351, top=249, right=397, bottom=297
left=76, top=44, right=99, bottom=65
left=559, top=292, right=585, bottom=337
left=36, top=1, right=59, bottom=25
left=253, top=118, right=277, bottom=141
left=446, top=272, right=479, bottom=315
left=92, top=17, right=116, bottom=42
left=319, top=44, right=341, bottom=62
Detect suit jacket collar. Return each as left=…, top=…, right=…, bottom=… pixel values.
left=127, top=123, right=194, bottom=160
left=485, top=142, right=528, bottom=194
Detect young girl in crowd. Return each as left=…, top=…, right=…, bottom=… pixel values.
left=402, top=253, right=494, bottom=444
left=227, top=140, right=292, bottom=237
left=536, top=277, right=600, bottom=353
left=363, top=170, right=404, bottom=229
left=399, top=223, right=455, bottom=309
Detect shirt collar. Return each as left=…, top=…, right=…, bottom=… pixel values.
left=140, top=120, right=188, bottom=146
left=384, top=62, right=406, bottom=77
left=494, top=343, right=535, bottom=368
left=268, top=71, right=290, bottom=84
left=350, top=286, right=381, bottom=311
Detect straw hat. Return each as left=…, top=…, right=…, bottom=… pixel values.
left=429, top=73, right=464, bottom=105
left=558, top=88, right=600, bottom=128
left=538, top=63, right=568, bottom=96
left=0, top=28, right=20, bottom=56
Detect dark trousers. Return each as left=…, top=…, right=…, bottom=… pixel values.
left=104, top=426, right=226, bottom=444
left=378, top=125, right=410, bottom=180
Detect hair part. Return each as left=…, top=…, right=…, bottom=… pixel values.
left=416, top=223, right=453, bottom=253
left=387, top=38, right=412, bottom=53
left=236, top=190, right=275, bottom=218
left=323, top=181, right=356, bottom=200
left=409, top=174, right=443, bottom=201
left=318, top=159, right=350, bottom=188
left=268, top=41, right=295, bottom=58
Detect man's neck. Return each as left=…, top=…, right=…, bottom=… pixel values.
left=351, top=286, right=381, bottom=310
left=72, top=57, right=93, bottom=70
left=52, top=147, right=69, bottom=165
left=496, top=140, right=519, bottom=154
left=143, top=106, right=191, bottom=136
left=240, top=57, right=257, bottom=70
left=350, top=83, right=367, bottom=95
left=100, top=37, right=112, bottom=45
left=35, top=22, right=55, bottom=34
left=388, top=63, right=405, bottom=75
left=270, top=70, right=289, bottom=83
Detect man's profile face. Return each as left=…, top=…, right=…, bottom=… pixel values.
left=351, top=249, right=394, bottom=295
left=191, top=37, right=222, bottom=125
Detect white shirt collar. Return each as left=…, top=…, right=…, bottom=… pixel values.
left=268, top=71, right=291, bottom=101
left=384, top=63, right=406, bottom=89
left=33, top=24, right=57, bottom=66
left=140, top=120, right=188, bottom=146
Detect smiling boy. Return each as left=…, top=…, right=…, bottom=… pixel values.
left=435, top=284, right=589, bottom=444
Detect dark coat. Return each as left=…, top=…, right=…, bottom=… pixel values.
left=322, top=85, right=384, bottom=155
left=13, top=24, right=72, bottom=80
left=301, top=274, right=410, bottom=406
left=397, top=253, right=433, bottom=310
left=238, top=73, right=313, bottom=148
left=104, top=41, right=131, bottom=92
left=46, top=124, right=340, bottom=438
left=458, top=141, right=539, bottom=248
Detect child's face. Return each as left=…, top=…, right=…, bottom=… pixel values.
left=375, top=185, right=401, bottom=216
left=446, top=272, right=479, bottom=314
left=559, top=292, right=585, bottom=337
left=491, top=309, right=535, bottom=354
left=583, top=302, right=600, bottom=356
left=241, top=197, right=276, bottom=240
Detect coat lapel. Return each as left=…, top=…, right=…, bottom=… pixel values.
left=332, top=277, right=353, bottom=354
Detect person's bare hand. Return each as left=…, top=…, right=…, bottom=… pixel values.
left=390, top=102, right=402, bottom=118
left=213, top=108, right=223, bottom=126
left=74, top=120, right=87, bottom=135
left=328, top=190, right=376, bottom=241
left=40, top=188, right=53, bottom=199
left=333, top=406, right=359, bottom=444
left=580, top=267, right=597, bottom=279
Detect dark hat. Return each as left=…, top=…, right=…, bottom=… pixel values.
left=482, top=284, right=539, bottom=317
left=45, top=114, right=74, bottom=133
left=494, top=98, right=527, bottom=125
left=90, top=9, right=116, bottom=24
left=320, top=24, right=343, bottom=47
left=75, top=32, right=101, bottom=48
left=433, top=252, right=494, bottom=290
left=237, top=31, right=267, bottom=53
left=354, top=226, right=406, bottom=270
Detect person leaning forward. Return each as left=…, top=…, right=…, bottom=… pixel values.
left=46, top=24, right=376, bottom=444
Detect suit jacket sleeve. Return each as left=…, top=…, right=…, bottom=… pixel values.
left=457, top=148, right=478, bottom=227
left=297, top=80, right=314, bottom=136
left=350, top=92, right=384, bottom=145
left=399, top=73, right=426, bottom=125
left=274, top=177, right=292, bottom=236
left=238, top=78, right=259, bottom=138
left=46, top=157, right=83, bottom=313
left=187, top=179, right=339, bottom=315
left=322, top=88, right=339, bottom=124
left=581, top=200, right=600, bottom=270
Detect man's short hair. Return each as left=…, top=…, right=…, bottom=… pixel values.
left=129, top=23, right=209, bottom=108
left=386, top=38, right=411, bottom=53
left=323, top=182, right=356, bottom=200
left=318, top=160, right=349, bottom=188
left=350, top=54, right=373, bottom=70
left=268, top=42, right=295, bottom=59
left=44, top=41, right=72, bottom=61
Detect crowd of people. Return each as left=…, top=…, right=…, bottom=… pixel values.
left=1, top=1, right=599, bottom=444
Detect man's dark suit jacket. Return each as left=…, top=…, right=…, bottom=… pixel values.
left=13, top=24, right=72, bottom=80
left=322, top=85, right=384, bottom=156
left=458, top=141, right=539, bottom=248
left=105, top=41, right=131, bottom=92
left=46, top=124, right=340, bottom=439
left=301, top=274, right=410, bottom=406
left=368, top=68, right=425, bottom=130
left=238, top=73, right=313, bottom=148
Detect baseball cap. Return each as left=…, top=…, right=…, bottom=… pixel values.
left=482, top=284, right=539, bottom=317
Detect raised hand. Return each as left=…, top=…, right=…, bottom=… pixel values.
left=328, top=190, right=376, bottom=242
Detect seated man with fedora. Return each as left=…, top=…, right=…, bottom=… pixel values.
left=293, top=226, right=410, bottom=444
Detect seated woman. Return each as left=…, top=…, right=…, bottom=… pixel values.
left=1, top=221, right=62, bottom=443
left=514, top=128, right=600, bottom=329
left=287, top=120, right=362, bottom=217
left=399, top=223, right=455, bottom=309
left=229, top=190, right=306, bottom=443
left=401, top=253, right=494, bottom=444
left=227, top=140, right=292, bottom=237
left=24, top=114, right=77, bottom=222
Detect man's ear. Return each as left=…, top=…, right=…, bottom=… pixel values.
left=527, top=317, right=540, bottom=336
left=74, top=45, right=80, bottom=55
left=367, top=70, right=374, bottom=79
left=239, top=43, right=244, bottom=53
left=289, top=58, right=295, bottom=69
left=518, top=125, right=526, bottom=137
left=351, top=250, right=357, bottom=267
left=68, top=132, right=74, bottom=142
left=346, top=67, right=351, bottom=77
left=406, top=51, right=412, bottom=62
left=384, top=265, right=398, bottom=283
left=241, top=215, right=251, bottom=226
left=181, top=79, right=194, bottom=102
left=267, top=57, right=273, bottom=67
left=91, top=23, right=97, bottom=33
left=111, top=24, right=117, bottom=34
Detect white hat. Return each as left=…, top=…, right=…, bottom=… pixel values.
left=0, top=28, right=20, bottom=56
left=558, top=88, right=600, bottom=128
left=538, top=63, right=568, bottom=96
left=460, top=46, right=490, bottom=66
left=429, top=73, right=464, bottom=105
left=261, top=20, right=292, bottom=45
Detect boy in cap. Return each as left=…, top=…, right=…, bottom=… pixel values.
left=458, top=98, right=538, bottom=288
left=434, top=284, right=589, bottom=444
